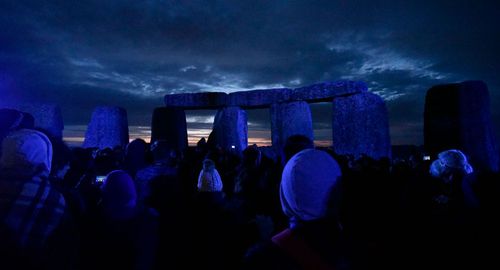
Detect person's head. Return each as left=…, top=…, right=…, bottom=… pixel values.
left=282, top=134, right=314, bottom=165
left=430, top=149, right=473, bottom=183
left=126, top=138, right=147, bottom=155
left=125, top=138, right=148, bottom=168
left=242, top=145, right=262, bottom=168
left=34, top=127, right=71, bottom=179
left=94, top=147, right=119, bottom=175
left=202, top=159, right=216, bottom=172
left=280, top=149, right=342, bottom=223
left=196, top=137, right=207, bottom=151
left=19, top=112, right=35, bottom=129
left=0, top=129, right=53, bottom=177
left=101, top=170, right=137, bottom=219
left=150, top=139, right=170, bottom=162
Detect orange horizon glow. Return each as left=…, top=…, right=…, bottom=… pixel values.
left=63, top=125, right=332, bottom=148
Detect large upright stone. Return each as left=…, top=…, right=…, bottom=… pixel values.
left=83, top=106, right=129, bottom=149
left=208, top=106, right=247, bottom=152
left=424, top=81, right=499, bottom=172
left=271, top=101, right=314, bottom=153
left=151, top=107, right=188, bottom=151
left=0, top=103, right=64, bottom=139
left=332, top=92, right=391, bottom=159
left=21, top=104, right=64, bottom=139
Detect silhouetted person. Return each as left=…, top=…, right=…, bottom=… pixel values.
left=80, top=170, right=159, bottom=270
left=135, top=140, right=177, bottom=205
left=234, top=146, right=262, bottom=201
left=191, top=159, right=235, bottom=268
left=281, top=135, right=314, bottom=166
left=401, top=149, right=480, bottom=269
left=124, top=138, right=149, bottom=178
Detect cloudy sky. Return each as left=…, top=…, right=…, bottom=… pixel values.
left=1, top=0, right=499, bottom=145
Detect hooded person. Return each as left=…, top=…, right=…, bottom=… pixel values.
left=279, top=149, right=342, bottom=224
left=0, top=129, right=66, bottom=269
left=101, top=170, right=138, bottom=220
left=0, top=109, right=35, bottom=155
left=244, top=149, right=347, bottom=270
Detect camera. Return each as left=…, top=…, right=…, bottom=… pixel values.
left=95, top=175, right=106, bottom=184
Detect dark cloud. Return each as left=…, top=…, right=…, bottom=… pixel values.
left=1, top=0, right=499, bottom=144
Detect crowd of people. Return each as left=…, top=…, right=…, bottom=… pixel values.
left=1, top=108, right=500, bottom=269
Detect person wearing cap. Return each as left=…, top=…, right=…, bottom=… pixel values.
left=191, top=159, right=244, bottom=269
left=429, top=149, right=478, bottom=209
left=244, top=149, right=347, bottom=270
left=430, top=149, right=474, bottom=183
left=423, top=149, right=481, bottom=269
left=0, top=129, right=67, bottom=269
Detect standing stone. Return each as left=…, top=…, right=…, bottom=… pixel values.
left=151, top=107, right=188, bottom=152
left=332, top=92, right=391, bottom=159
left=1, top=103, right=64, bottom=139
left=424, top=80, right=499, bottom=172
left=83, top=106, right=129, bottom=149
left=271, top=101, right=314, bottom=153
left=208, top=106, right=247, bottom=152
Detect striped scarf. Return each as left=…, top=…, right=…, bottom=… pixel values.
left=0, top=174, right=66, bottom=249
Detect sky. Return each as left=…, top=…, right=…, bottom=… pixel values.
left=1, top=0, right=499, bottom=146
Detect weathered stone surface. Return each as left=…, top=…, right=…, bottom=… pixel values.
left=0, top=103, right=64, bottom=139
left=164, top=92, right=227, bottom=109
left=271, top=101, right=314, bottom=153
left=164, top=80, right=367, bottom=109
left=290, top=80, right=367, bottom=101
left=226, top=88, right=291, bottom=108
left=150, top=107, right=188, bottom=151
left=332, top=92, right=391, bottom=159
left=424, top=80, right=499, bottom=172
left=208, top=106, right=247, bottom=152
left=83, top=106, right=129, bottom=149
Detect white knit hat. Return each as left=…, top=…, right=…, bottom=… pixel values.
left=197, top=159, right=223, bottom=192
left=280, top=149, right=342, bottom=221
